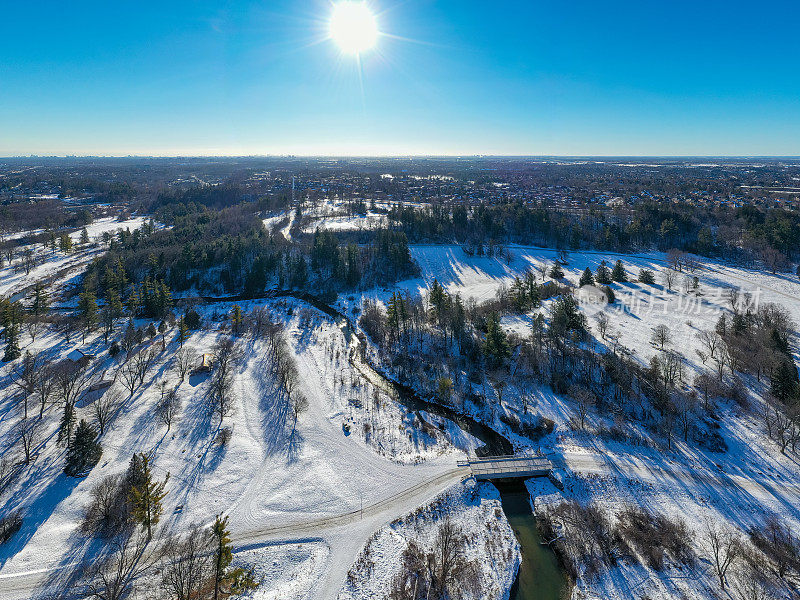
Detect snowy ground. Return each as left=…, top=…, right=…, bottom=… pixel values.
left=0, top=216, right=146, bottom=299
left=0, top=298, right=477, bottom=600
left=337, top=480, right=519, bottom=600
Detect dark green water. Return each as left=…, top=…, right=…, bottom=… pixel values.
left=498, top=483, right=567, bottom=600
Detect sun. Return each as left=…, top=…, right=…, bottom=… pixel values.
left=330, top=2, right=378, bottom=55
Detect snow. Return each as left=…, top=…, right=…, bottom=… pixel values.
left=0, top=216, right=146, bottom=299
left=0, top=299, right=475, bottom=600
left=337, top=480, right=519, bottom=600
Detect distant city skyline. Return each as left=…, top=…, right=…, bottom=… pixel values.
left=2, top=0, right=799, bottom=156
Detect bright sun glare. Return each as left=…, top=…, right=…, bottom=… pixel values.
left=330, top=2, right=378, bottom=55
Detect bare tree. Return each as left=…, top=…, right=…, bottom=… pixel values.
left=25, top=318, right=45, bottom=343
left=209, top=337, right=242, bottom=425
left=662, top=268, right=677, bottom=291
left=594, top=312, right=610, bottom=339
left=429, top=518, right=473, bottom=599
left=53, top=359, right=94, bottom=409
left=569, top=385, right=594, bottom=430
left=159, top=525, right=213, bottom=600
left=10, top=351, right=40, bottom=419
left=173, top=347, right=195, bottom=382
left=119, top=347, right=156, bottom=397
left=290, top=393, right=309, bottom=434
left=703, top=520, right=741, bottom=590
left=651, top=324, right=672, bottom=351
left=16, top=417, right=42, bottom=465
left=696, top=330, right=722, bottom=361
left=85, top=530, right=156, bottom=600
left=93, top=388, right=122, bottom=436
left=157, top=387, right=181, bottom=432
left=34, top=363, right=56, bottom=418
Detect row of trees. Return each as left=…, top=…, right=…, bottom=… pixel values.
left=388, top=199, right=800, bottom=267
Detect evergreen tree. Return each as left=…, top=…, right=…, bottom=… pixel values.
left=596, top=260, right=611, bottom=284
left=58, top=402, right=76, bottom=446
left=64, top=419, right=102, bottom=476
left=549, top=294, right=587, bottom=336
left=78, top=292, right=98, bottom=340
left=429, top=279, right=446, bottom=320
left=59, top=233, right=73, bottom=253
left=603, top=285, right=616, bottom=304
left=771, top=359, right=799, bottom=403
left=129, top=453, right=170, bottom=540
left=611, top=260, right=627, bottom=282
left=510, top=276, right=528, bottom=312
left=101, top=289, right=123, bottom=344
left=579, top=267, right=595, bottom=287
left=483, top=312, right=510, bottom=367
left=231, top=305, right=244, bottom=336
left=549, top=262, right=564, bottom=278
left=178, top=315, right=190, bottom=347
left=30, top=282, right=50, bottom=316
left=80, top=227, right=90, bottom=245
left=638, top=269, right=655, bottom=284
left=184, top=309, right=201, bottom=330
left=212, top=515, right=234, bottom=600
left=715, top=314, right=728, bottom=337
left=2, top=322, right=21, bottom=362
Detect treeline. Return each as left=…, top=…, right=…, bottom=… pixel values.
left=88, top=204, right=417, bottom=306
left=0, top=199, right=92, bottom=237
left=387, top=201, right=800, bottom=267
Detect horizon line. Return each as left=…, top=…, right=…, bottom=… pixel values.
left=3, top=154, right=800, bottom=160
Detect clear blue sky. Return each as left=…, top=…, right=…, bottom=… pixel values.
left=2, top=0, right=799, bottom=156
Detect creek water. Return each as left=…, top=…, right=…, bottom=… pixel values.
left=497, top=482, right=567, bottom=600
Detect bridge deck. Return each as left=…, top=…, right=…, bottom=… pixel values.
left=459, top=455, right=552, bottom=480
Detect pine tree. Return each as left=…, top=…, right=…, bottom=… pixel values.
left=212, top=514, right=234, bottom=600
left=510, top=276, right=528, bottom=312
left=59, top=233, right=73, bottom=253
left=58, top=402, right=77, bottom=446
left=2, top=322, right=21, bottom=362
left=64, top=419, right=102, bottom=476
left=603, top=285, right=616, bottom=303
left=30, top=282, right=49, bottom=316
left=638, top=269, right=655, bottom=284
left=129, top=453, right=170, bottom=540
left=549, top=263, right=564, bottom=279
left=483, top=313, right=510, bottom=367
left=80, top=227, right=90, bottom=245
left=178, top=316, right=190, bottom=347
left=429, top=279, right=446, bottom=321
left=596, top=260, right=611, bottom=284
left=771, top=359, right=799, bottom=403
left=611, top=260, right=627, bottom=282
left=78, top=292, right=98, bottom=342
left=231, top=305, right=243, bottom=336
left=579, top=267, right=595, bottom=287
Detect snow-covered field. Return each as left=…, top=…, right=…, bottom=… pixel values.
left=0, top=298, right=479, bottom=599
left=0, top=216, right=146, bottom=299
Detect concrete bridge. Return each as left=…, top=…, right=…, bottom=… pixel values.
left=458, top=455, right=552, bottom=480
